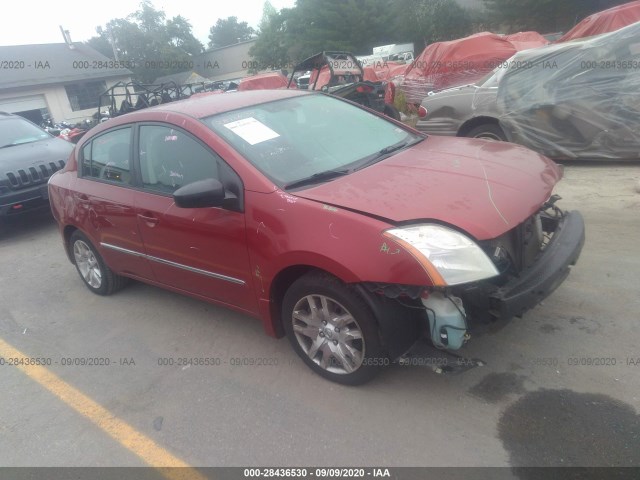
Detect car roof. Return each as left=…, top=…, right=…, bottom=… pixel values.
left=135, top=88, right=312, bottom=120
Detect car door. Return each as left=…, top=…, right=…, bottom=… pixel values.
left=76, top=126, right=154, bottom=279
left=133, top=123, right=257, bottom=314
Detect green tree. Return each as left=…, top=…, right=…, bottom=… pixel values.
left=207, top=16, right=255, bottom=49
left=483, top=0, right=632, bottom=33
left=249, top=0, right=485, bottom=69
left=248, top=2, right=292, bottom=71
left=395, top=0, right=475, bottom=51
left=167, top=16, right=203, bottom=54
left=280, top=0, right=399, bottom=62
left=85, top=1, right=203, bottom=82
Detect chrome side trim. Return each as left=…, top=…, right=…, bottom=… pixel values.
left=100, top=242, right=246, bottom=285
left=101, top=243, right=146, bottom=258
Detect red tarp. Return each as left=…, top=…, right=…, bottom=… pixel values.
left=399, top=31, right=548, bottom=104
left=238, top=72, right=291, bottom=91
left=504, top=31, right=550, bottom=51
left=367, top=61, right=410, bottom=81
left=558, top=0, right=640, bottom=42
left=307, top=64, right=379, bottom=90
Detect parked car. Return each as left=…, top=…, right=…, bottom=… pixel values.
left=415, top=65, right=506, bottom=140
left=417, top=22, right=640, bottom=160
left=0, top=112, right=73, bottom=219
left=399, top=31, right=548, bottom=106
left=48, top=90, right=584, bottom=384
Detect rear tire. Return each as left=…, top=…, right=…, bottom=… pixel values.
left=466, top=124, right=507, bottom=141
left=282, top=272, right=386, bottom=385
left=70, top=231, right=128, bottom=295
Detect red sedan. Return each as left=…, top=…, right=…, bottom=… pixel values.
left=48, top=90, right=584, bottom=384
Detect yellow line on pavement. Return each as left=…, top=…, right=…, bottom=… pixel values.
left=0, top=337, right=208, bottom=480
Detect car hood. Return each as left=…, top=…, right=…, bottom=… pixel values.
left=294, top=136, right=562, bottom=240
left=0, top=137, right=73, bottom=171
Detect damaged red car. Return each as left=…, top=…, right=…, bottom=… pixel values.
left=48, top=90, right=584, bottom=384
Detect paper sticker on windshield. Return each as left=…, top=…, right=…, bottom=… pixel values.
left=223, top=117, right=279, bottom=145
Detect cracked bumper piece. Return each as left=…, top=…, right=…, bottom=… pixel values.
left=489, top=210, right=585, bottom=319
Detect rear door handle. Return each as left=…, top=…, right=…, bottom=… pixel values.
left=76, top=194, right=90, bottom=207
left=137, top=213, right=159, bottom=227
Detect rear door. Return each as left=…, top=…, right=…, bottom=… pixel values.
left=75, top=125, right=154, bottom=279
left=133, top=123, right=257, bottom=313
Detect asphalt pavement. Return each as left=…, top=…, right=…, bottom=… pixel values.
left=0, top=163, right=639, bottom=472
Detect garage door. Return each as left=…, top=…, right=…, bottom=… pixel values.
left=0, top=94, right=47, bottom=113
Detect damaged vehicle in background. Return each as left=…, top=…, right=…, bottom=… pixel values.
left=288, top=51, right=401, bottom=120
left=48, top=90, right=584, bottom=385
left=416, top=21, right=640, bottom=160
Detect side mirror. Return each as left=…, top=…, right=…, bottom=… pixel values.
left=173, top=178, right=225, bottom=208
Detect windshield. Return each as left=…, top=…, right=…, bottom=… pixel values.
left=204, top=94, right=421, bottom=187
left=0, top=116, right=51, bottom=148
left=476, top=64, right=509, bottom=88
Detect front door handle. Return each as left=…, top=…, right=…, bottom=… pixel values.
left=137, top=213, right=159, bottom=227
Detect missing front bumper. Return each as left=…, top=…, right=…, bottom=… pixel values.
left=488, top=210, right=585, bottom=319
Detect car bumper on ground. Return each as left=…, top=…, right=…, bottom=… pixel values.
left=489, top=210, right=585, bottom=319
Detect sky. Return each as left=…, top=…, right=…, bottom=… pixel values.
left=0, top=0, right=296, bottom=47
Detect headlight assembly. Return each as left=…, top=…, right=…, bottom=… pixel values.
left=384, top=224, right=499, bottom=286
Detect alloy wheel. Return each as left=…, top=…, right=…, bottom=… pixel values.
left=291, top=294, right=365, bottom=374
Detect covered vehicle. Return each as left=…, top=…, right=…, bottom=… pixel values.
left=417, top=21, right=640, bottom=160
left=48, top=90, right=584, bottom=385
left=238, top=71, right=291, bottom=91
left=288, top=51, right=401, bottom=119
left=499, top=21, right=640, bottom=160
left=0, top=112, right=73, bottom=218
left=400, top=32, right=548, bottom=105
left=414, top=65, right=506, bottom=140
left=558, top=0, right=640, bottom=42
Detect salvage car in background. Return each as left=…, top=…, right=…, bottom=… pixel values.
left=417, top=21, right=640, bottom=160
left=398, top=31, right=548, bottom=106
left=48, top=90, right=584, bottom=384
left=0, top=112, right=73, bottom=219
left=558, top=0, right=640, bottom=42
left=288, top=51, right=401, bottom=120
left=415, top=65, right=507, bottom=140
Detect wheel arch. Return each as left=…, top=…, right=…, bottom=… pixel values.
left=267, top=264, right=335, bottom=338
left=63, top=225, right=79, bottom=263
left=268, top=265, right=422, bottom=359
left=458, top=116, right=502, bottom=137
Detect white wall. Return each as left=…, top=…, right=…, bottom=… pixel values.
left=0, top=75, right=131, bottom=124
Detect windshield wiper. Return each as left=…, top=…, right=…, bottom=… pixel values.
left=355, top=137, right=424, bottom=170
left=284, top=169, right=351, bottom=190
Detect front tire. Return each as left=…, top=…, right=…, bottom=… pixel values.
left=282, top=272, right=385, bottom=385
left=70, top=231, right=128, bottom=295
left=466, top=123, right=507, bottom=141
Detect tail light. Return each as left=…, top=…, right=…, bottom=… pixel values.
left=356, top=85, right=374, bottom=93
left=418, top=106, right=428, bottom=118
